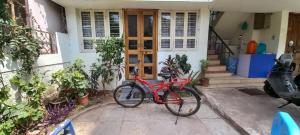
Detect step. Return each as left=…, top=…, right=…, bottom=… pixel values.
left=205, top=82, right=264, bottom=89
left=207, top=65, right=226, bottom=72
left=208, top=50, right=216, bottom=55
left=209, top=76, right=265, bottom=85
left=207, top=55, right=219, bottom=60
left=208, top=60, right=220, bottom=66
left=205, top=71, right=232, bottom=78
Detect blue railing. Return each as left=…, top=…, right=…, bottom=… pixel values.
left=50, top=119, right=76, bottom=135
left=271, top=112, right=300, bottom=135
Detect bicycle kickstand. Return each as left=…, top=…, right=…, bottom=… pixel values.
left=175, top=103, right=183, bottom=125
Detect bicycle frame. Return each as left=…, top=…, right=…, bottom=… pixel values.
left=133, top=75, right=192, bottom=104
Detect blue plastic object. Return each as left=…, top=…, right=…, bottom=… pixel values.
left=50, top=119, right=76, bottom=135
left=271, top=112, right=300, bottom=135
left=256, top=42, right=267, bottom=54
left=249, top=54, right=276, bottom=78
left=227, top=56, right=238, bottom=74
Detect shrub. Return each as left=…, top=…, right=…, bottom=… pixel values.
left=94, top=37, right=124, bottom=90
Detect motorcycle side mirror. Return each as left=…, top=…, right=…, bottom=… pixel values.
left=288, top=40, right=295, bottom=48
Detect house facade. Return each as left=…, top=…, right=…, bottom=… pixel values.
left=54, top=1, right=210, bottom=82
left=3, top=0, right=300, bottom=91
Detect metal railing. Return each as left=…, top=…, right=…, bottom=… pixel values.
left=208, top=26, right=234, bottom=65
left=0, top=23, right=57, bottom=54
left=209, top=11, right=234, bottom=67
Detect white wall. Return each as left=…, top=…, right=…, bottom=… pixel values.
left=65, top=7, right=120, bottom=90
left=258, top=11, right=289, bottom=57
left=157, top=8, right=210, bottom=74
left=64, top=7, right=210, bottom=89
left=228, top=10, right=289, bottom=57
left=28, top=0, right=65, bottom=33
left=215, top=12, right=251, bottom=40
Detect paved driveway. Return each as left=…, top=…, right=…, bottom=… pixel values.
left=201, top=87, right=300, bottom=135
left=72, top=103, right=240, bottom=135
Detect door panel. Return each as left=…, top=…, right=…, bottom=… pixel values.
left=124, top=9, right=157, bottom=79
left=286, top=13, right=300, bottom=74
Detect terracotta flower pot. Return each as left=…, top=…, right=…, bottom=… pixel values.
left=200, top=78, right=209, bottom=87
left=78, top=93, right=89, bottom=106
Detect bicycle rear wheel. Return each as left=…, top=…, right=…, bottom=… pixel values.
left=164, top=87, right=201, bottom=117
left=113, top=83, right=145, bottom=108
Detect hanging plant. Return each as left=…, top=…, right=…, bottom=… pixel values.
left=8, top=26, right=41, bottom=74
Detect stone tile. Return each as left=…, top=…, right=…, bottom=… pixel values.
left=90, top=121, right=122, bottom=135
left=203, top=88, right=300, bottom=135
left=97, top=104, right=125, bottom=122
left=73, top=108, right=102, bottom=122
left=196, top=104, right=220, bottom=119
left=73, top=122, right=98, bottom=135
left=120, top=121, right=148, bottom=135
left=72, top=103, right=239, bottom=135
left=202, top=118, right=240, bottom=135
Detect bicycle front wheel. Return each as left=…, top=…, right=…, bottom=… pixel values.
left=113, top=83, right=145, bottom=108
left=164, top=87, right=201, bottom=117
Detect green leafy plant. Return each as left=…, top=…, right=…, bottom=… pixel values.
left=68, top=58, right=89, bottom=79
left=175, top=54, right=191, bottom=74
left=0, top=74, right=47, bottom=134
left=70, top=71, right=89, bottom=97
left=51, top=59, right=90, bottom=98
left=200, top=59, right=209, bottom=78
left=94, top=37, right=124, bottom=90
left=10, top=74, right=47, bottom=108
left=51, top=69, right=71, bottom=91
left=160, top=54, right=192, bottom=77
left=8, top=26, right=41, bottom=74
left=90, top=61, right=101, bottom=90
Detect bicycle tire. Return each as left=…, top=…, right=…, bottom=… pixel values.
left=164, top=87, right=201, bottom=117
left=113, top=83, right=145, bottom=108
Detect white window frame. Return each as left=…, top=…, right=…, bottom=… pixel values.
left=78, top=9, right=123, bottom=53
left=158, top=10, right=199, bottom=51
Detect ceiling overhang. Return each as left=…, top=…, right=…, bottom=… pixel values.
left=52, top=0, right=300, bottom=13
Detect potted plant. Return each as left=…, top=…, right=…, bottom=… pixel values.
left=50, top=69, right=75, bottom=99
left=70, top=70, right=90, bottom=105
left=42, top=84, right=67, bottom=106
left=200, top=60, right=209, bottom=87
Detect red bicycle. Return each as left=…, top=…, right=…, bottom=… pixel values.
left=113, top=68, right=201, bottom=117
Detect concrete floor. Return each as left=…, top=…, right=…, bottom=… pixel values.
left=201, top=87, right=300, bottom=135
left=72, top=103, right=240, bottom=135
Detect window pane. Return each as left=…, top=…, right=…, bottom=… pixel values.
left=129, top=40, right=138, bottom=50
left=129, top=55, right=138, bottom=64
left=187, top=39, right=195, bottom=48
left=175, top=13, right=184, bottom=37
left=144, top=67, right=153, bottom=75
left=83, top=39, right=93, bottom=49
left=161, top=13, right=171, bottom=37
left=144, top=54, right=153, bottom=63
left=144, top=15, right=153, bottom=37
left=175, top=39, right=183, bottom=48
left=94, top=12, right=105, bottom=37
left=109, top=12, right=120, bottom=37
left=144, top=40, right=153, bottom=49
left=128, top=15, right=137, bottom=37
left=161, top=39, right=170, bottom=48
left=188, top=13, right=197, bottom=36
left=81, top=12, right=92, bottom=37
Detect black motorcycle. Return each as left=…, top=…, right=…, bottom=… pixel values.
left=264, top=53, right=300, bottom=107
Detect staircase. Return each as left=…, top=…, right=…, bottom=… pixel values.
left=205, top=49, right=265, bottom=89
left=204, top=11, right=265, bottom=89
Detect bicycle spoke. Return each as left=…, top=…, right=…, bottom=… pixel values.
left=114, top=84, right=144, bottom=108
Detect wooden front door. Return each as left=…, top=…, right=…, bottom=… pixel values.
left=124, top=9, right=157, bottom=79
left=286, top=13, right=300, bottom=73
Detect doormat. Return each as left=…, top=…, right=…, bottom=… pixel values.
left=238, top=88, right=266, bottom=96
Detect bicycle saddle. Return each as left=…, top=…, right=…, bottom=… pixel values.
left=158, top=73, right=171, bottom=79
